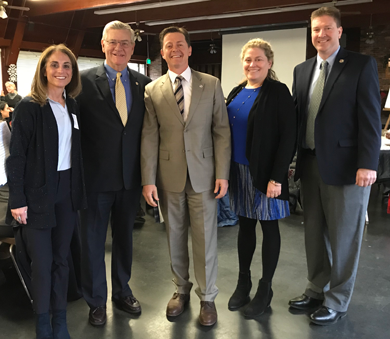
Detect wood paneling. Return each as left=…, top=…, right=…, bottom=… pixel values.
left=26, top=0, right=150, bottom=17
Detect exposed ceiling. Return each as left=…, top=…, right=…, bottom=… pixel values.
left=0, top=0, right=388, bottom=59
left=22, top=0, right=390, bottom=38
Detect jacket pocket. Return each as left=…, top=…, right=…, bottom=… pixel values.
left=338, top=139, right=358, bottom=147
left=25, top=185, right=48, bottom=214
left=203, top=147, right=214, bottom=158
left=159, top=149, right=169, bottom=160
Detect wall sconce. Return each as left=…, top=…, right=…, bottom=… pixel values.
left=365, top=14, right=374, bottom=45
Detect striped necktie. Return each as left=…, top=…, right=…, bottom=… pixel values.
left=115, top=72, right=127, bottom=126
left=306, top=60, right=328, bottom=150
left=174, top=75, right=184, bottom=115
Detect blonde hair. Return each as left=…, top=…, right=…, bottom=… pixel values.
left=5, top=81, right=16, bottom=89
left=30, top=44, right=81, bottom=106
left=240, top=38, right=278, bottom=81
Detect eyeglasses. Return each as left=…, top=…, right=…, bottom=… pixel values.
left=105, top=40, right=132, bottom=48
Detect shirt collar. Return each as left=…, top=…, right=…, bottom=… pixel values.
left=104, top=61, right=128, bottom=80
left=168, top=66, right=192, bottom=84
left=316, top=46, right=340, bottom=69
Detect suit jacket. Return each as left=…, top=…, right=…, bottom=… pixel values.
left=293, top=48, right=381, bottom=185
left=6, top=97, right=86, bottom=228
left=77, top=64, right=151, bottom=193
left=141, top=70, right=231, bottom=193
left=226, top=78, right=297, bottom=201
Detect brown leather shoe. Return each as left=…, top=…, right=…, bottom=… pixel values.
left=166, top=293, right=190, bottom=317
left=113, top=295, right=141, bottom=314
left=199, top=301, right=217, bottom=326
left=89, top=306, right=106, bottom=326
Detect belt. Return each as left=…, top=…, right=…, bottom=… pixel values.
left=303, top=148, right=316, bottom=156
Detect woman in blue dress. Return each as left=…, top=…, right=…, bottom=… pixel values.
left=226, top=38, right=297, bottom=318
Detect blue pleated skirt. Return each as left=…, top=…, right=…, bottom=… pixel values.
left=229, top=162, right=290, bottom=220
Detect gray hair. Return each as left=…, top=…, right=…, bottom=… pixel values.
left=5, top=81, right=15, bottom=88
left=102, top=20, right=135, bottom=43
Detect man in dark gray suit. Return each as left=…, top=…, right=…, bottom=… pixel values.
left=77, top=21, right=151, bottom=326
left=289, top=7, right=381, bottom=325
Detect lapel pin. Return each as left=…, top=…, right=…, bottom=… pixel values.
left=135, top=82, right=139, bottom=85
left=339, top=59, right=344, bottom=63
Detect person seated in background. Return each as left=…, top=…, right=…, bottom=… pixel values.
left=0, top=101, right=12, bottom=128
left=1, top=81, right=22, bottom=110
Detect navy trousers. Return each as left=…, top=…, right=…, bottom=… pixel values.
left=80, top=186, right=141, bottom=308
left=23, top=169, right=77, bottom=314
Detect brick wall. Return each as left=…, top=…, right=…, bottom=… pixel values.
left=148, top=56, right=162, bottom=81
left=360, top=24, right=390, bottom=91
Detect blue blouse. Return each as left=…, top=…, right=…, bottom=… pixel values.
left=227, top=87, right=261, bottom=165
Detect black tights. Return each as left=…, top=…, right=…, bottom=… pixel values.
left=237, top=216, right=280, bottom=283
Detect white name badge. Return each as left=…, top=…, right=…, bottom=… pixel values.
left=72, top=114, right=79, bottom=129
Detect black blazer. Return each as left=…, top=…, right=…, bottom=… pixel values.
left=77, top=65, right=151, bottom=193
left=226, top=78, right=297, bottom=200
left=293, top=48, right=382, bottom=185
left=6, top=97, right=87, bottom=228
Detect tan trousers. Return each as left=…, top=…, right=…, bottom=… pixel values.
left=159, top=178, right=218, bottom=302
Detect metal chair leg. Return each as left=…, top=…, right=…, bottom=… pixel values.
left=9, top=244, right=33, bottom=304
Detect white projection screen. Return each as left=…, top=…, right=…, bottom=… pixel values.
left=221, top=28, right=307, bottom=96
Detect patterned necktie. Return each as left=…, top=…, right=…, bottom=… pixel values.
left=115, top=72, right=127, bottom=126
left=174, top=75, right=184, bottom=115
left=306, top=60, right=328, bottom=150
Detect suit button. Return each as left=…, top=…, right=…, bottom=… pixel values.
left=123, top=132, right=127, bottom=135
left=182, top=150, right=185, bottom=153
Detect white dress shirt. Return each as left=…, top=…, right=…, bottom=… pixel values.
left=168, top=67, right=192, bottom=121
left=48, top=92, right=72, bottom=171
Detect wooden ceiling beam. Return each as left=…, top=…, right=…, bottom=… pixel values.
left=65, top=11, right=87, bottom=58
left=82, top=0, right=323, bottom=28
left=26, top=0, right=150, bottom=17
left=6, top=17, right=27, bottom=65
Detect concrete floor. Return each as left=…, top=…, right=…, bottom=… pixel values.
left=0, top=184, right=389, bottom=339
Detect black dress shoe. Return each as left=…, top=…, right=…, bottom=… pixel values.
left=310, top=306, right=347, bottom=325
left=289, top=294, right=322, bottom=310
left=113, top=295, right=142, bottom=314
left=89, top=306, right=107, bottom=326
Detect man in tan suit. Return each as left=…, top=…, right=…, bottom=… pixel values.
left=141, top=26, right=231, bottom=326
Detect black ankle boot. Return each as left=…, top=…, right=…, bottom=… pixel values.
left=35, top=312, right=53, bottom=339
left=52, top=310, right=70, bottom=339
left=228, top=271, right=252, bottom=310
left=244, top=279, right=273, bottom=318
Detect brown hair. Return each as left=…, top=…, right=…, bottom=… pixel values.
left=240, top=38, right=278, bottom=81
left=311, top=6, right=341, bottom=27
left=159, top=26, right=191, bottom=48
left=30, top=44, right=81, bottom=106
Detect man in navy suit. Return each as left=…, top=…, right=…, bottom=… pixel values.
left=77, top=21, right=151, bottom=326
left=288, top=7, right=381, bottom=325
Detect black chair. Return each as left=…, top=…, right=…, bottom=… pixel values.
left=0, top=184, right=33, bottom=304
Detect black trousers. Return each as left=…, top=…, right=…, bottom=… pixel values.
left=23, top=169, right=76, bottom=314
left=80, top=186, right=141, bottom=308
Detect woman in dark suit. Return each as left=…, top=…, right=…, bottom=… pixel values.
left=6, top=44, right=86, bottom=339
left=226, top=38, right=296, bottom=318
